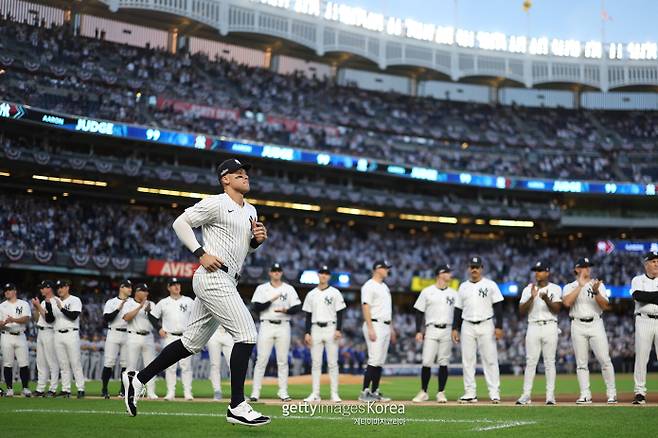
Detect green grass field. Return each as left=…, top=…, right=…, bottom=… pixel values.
left=1, top=373, right=657, bottom=437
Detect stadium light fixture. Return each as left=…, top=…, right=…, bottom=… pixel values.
left=399, top=213, right=458, bottom=224
left=489, top=219, right=534, bottom=228
left=32, top=174, right=107, bottom=187
left=0, top=171, right=10, bottom=177
left=337, top=207, right=385, bottom=217
left=248, top=198, right=321, bottom=211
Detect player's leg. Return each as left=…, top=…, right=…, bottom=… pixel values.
left=520, top=323, right=541, bottom=401
left=309, top=325, right=324, bottom=397
left=2, top=335, right=14, bottom=392
left=589, top=320, right=616, bottom=402
left=633, top=315, right=652, bottom=398
left=436, top=330, right=452, bottom=402
left=54, top=333, right=72, bottom=395
left=250, top=325, right=274, bottom=399
left=142, top=336, right=158, bottom=399
left=361, top=322, right=375, bottom=393
left=179, top=353, right=193, bottom=400
left=419, top=336, right=439, bottom=394
left=460, top=322, right=478, bottom=400
left=68, top=332, right=86, bottom=393
left=571, top=321, right=591, bottom=401
left=118, top=338, right=128, bottom=395
left=102, top=336, right=119, bottom=396
left=46, top=331, right=60, bottom=394
left=35, top=334, right=49, bottom=394
left=476, top=321, right=500, bottom=401
left=370, top=324, right=390, bottom=395
left=162, top=334, right=178, bottom=400
left=16, top=334, right=30, bottom=393
left=274, top=324, right=292, bottom=399
left=542, top=324, right=559, bottom=403
left=326, top=328, right=340, bottom=400
left=207, top=337, right=222, bottom=394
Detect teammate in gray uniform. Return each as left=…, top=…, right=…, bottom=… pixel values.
left=631, top=251, right=658, bottom=405
left=101, top=280, right=133, bottom=399
left=0, top=283, right=32, bottom=397
left=123, top=158, right=270, bottom=427
left=32, top=280, right=59, bottom=397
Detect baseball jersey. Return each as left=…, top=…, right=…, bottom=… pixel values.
left=184, top=193, right=258, bottom=274
left=302, top=286, right=346, bottom=323
left=563, top=280, right=608, bottom=318
left=455, top=278, right=503, bottom=322
left=151, top=295, right=194, bottom=333
left=361, top=279, right=392, bottom=321
left=252, top=282, right=301, bottom=322
left=103, top=297, right=131, bottom=330
left=36, top=299, right=55, bottom=329
left=631, top=274, right=658, bottom=315
left=51, top=295, right=83, bottom=331
left=413, top=285, right=458, bottom=325
left=123, top=299, right=155, bottom=333
left=0, top=299, right=31, bottom=332
left=519, top=282, right=562, bottom=322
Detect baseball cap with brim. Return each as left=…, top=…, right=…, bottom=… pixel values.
left=435, top=264, right=452, bottom=276
left=39, top=280, right=54, bottom=289
left=167, top=277, right=181, bottom=286
left=217, top=158, right=251, bottom=177
left=372, top=260, right=392, bottom=270
left=270, top=263, right=283, bottom=272
left=318, top=265, right=331, bottom=274
left=644, top=251, right=658, bottom=262
left=531, top=260, right=551, bottom=272
left=3, top=282, right=17, bottom=292
left=135, top=283, right=149, bottom=292
left=56, top=279, right=71, bottom=288
left=574, top=257, right=594, bottom=269
left=468, top=256, right=483, bottom=268
left=119, top=279, right=133, bottom=288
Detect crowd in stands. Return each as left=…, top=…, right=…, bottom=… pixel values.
left=2, top=18, right=657, bottom=182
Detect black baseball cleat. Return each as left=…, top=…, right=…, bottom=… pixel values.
left=102, top=391, right=110, bottom=400
left=77, top=390, right=85, bottom=399
left=46, top=391, right=56, bottom=398
left=249, top=396, right=259, bottom=402
left=632, top=394, right=646, bottom=405
left=0, top=388, right=4, bottom=397
left=226, top=401, right=271, bottom=427
left=34, top=391, right=45, bottom=397
left=59, top=391, right=71, bottom=398
left=123, top=370, right=145, bottom=417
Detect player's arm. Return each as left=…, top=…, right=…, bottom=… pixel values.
left=541, top=290, right=562, bottom=314
left=32, top=298, right=45, bottom=322
left=362, top=303, right=376, bottom=342
left=414, top=310, right=425, bottom=342
left=279, top=287, right=302, bottom=314
left=6, top=314, right=30, bottom=325
left=518, top=285, right=536, bottom=315
left=55, top=299, right=80, bottom=321
left=172, top=211, right=223, bottom=272
left=122, top=302, right=144, bottom=321
left=592, top=280, right=611, bottom=311
left=561, top=283, right=582, bottom=308
left=249, top=216, right=267, bottom=250
left=44, top=300, right=55, bottom=323
left=631, top=277, right=658, bottom=304
left=103, top=301, right=125, bottom=324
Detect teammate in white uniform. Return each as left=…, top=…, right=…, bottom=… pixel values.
left=302, top=265, right=347, bottom=403
left=516, top=260, right=562, bottom=406
left=359, top=260, right=397, bottom=402
left=562, top=257, right=617, bottom=404
left=0, top=283, right=32, bottom=397
left=51, top=279, right=85, bottom=398
left=123, top=158, right=270, bottom=427
left=101, top=280, right=133, bottom=399
left=451, top=256, right=504, bottom=404
left=207, top=325, right=234, bottom=400
left=250, top=263, right=302, bottom=402
left=412, top=264, right=457, bottom=404
left=122, top=283, right=158, bottom=400
left=630, top=251, right=658, bottom=405
left=151, top=277, right=195, bottom=401
left=31, top=280, right=60, bottom=397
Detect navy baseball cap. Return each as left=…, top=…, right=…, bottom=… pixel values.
left=39, top=280, right=54, bottom=289
left=318, top=265, right=331, bottom=274
left=167, top=277, right=181, bottom=286
left=531, top=260, right=550, bottom=272
left=119, top=279, right=133, bottom=288
left=56, top=279, right=71, bottom=288
left=270, top=263, right=283, bottom=272
left=3, top=282, right=17, bottom=292
left=574, top=257, right=594, bottom=268
left=372, top=260, right=392, bottom=270
left=217, top=158, right=251, bottom=177
left=468, top=256, right=483, bottom=268
left=644, top=251, right=658, bottom=262
left=435, top=264, right=452, bottom=275
left=135, top=283, right=149, bottom=292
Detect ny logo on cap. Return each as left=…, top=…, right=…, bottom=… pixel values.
left=478, top=288, right=488, bottom=298
left=584, top=258, right=590, bottom=263
left=472, top=258, right=477, bottom=263
left=446, top=297, right=455, bottom=306
left=324, top=296, right=334, bottom=306
left=179, top=304, right=188, bottom=313
left=536, top=262, right=541, bottom=267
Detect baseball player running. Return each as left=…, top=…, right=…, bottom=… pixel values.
left=302, top=265, right=346, bottom=403
left=122, top=158, right=270, bottom=427
left=31, top=280, right=59, bottom=397
left=630, top=251, right=658, bottom=405
left=101, top=280, right=133, bottom=399
left=51, top=279, right=85, bottom=398
left=250, top=262, right=302, bottom=402
left=0, top=283, right=32, bottom=397
left=451, top=256, right=504, bottom=404
left=516, top=260, right=562, bottom=405
left=150, top=277, right=194, bottom=401
left=207, top=325, right=234, bottom=400
left=412, top=264, right=457, bottom=404
left=122, top=283, right=158, bottom=400
left=562, top=257, right=617, bottom=404
left=359, top=260, right=397, bottom=402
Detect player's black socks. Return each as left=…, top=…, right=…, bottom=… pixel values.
left=137, top=339, right=193, bottom=385
left=101, top=367, right=112, bottom=392
left=120, top=367, right=126, bottom=393
left=371, top=366, right=383, bottom=392
left=19, top=366, right=29, bottom=388
left=3, top=367, right=12, bottom=389
left=438, top=366, right=448, bottom=392
left=230, top=342, right=254, bottom=408
left=362, top=365, right=375, bottom=390
left=421, top=366, right=431, bottom=392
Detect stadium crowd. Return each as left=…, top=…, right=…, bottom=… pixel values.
left=1, top=19, right=657, bottom=182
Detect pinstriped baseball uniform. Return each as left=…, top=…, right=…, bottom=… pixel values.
left=103, top=297, right=129, bottom=368
left=631, top=274, right=658, bottom=395
left=181, top=193, right=259, bottom=353
left=414, top=285, right=457, bottom=367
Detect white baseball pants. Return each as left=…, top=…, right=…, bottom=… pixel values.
left=634, top=315, right=658, bottom=395
left=422, top=326, right=452, bottom=367
left=521, top=321, right=558, bottom=400
left=363, top=321, right=391, bottom=367
left=460, top=319, right=500, bottom=400
left=1, top=332, right=29, bottom=367
left=36, top=328, right=59, bottom=393
left=103, top=329, right=128, bottom=368
left=207, top=329, right=234, bottom=392
left=310, top=323, right=340, bottom=395
left=251, top=321, right=291, bottom=397
left=126, top=333, right=157, bottom=397
left=54, top=330, right=85, bottom=392
left=163, top=333, right=193, bottom=398
left=571, top=318, right=616, bottom=399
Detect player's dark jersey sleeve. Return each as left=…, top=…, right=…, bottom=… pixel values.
left=44, top=301, right=55, bottom=323
left=61, top=309, right=80, bottom=321
left=103, top=309, right=120, bottom=324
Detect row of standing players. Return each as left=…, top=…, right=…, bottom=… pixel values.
left=1, top=252, right=657, bottom=405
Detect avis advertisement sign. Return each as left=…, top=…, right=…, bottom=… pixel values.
left=146, top=260, right=200, bottom=278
